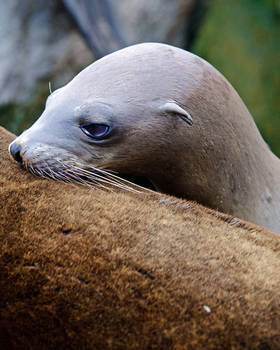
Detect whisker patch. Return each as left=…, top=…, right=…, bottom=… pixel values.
left=24, top=154, right=154, bottom=195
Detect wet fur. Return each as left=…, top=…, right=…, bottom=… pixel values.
left=1, top=127, right=280, bottom=349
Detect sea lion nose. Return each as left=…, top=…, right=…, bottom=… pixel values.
left=9, top=141, right=23, bottom=164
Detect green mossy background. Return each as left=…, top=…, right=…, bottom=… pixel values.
left=1, top=0, right=280, bottom=156
left=193, top=0, right=280, bottom=156
left=0, top=79, right=50, bottom=135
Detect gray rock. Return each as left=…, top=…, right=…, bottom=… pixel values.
left=0, top=0, right=93, bottom=104
left=110, top=0, right=197, bottom=47
left=0, top=0, right=208, bottom=107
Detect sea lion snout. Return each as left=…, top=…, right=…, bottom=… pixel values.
left=9, top=141, right=23, bottom=164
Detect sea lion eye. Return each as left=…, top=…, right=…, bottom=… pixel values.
left=80, top=123, right=110, bottom=140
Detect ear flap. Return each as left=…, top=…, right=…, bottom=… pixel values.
left=160, top=102, right=193, bottom=126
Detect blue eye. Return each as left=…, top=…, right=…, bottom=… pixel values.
left=81, top=123, right=110, bottom=140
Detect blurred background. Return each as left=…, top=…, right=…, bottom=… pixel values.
left=1, top=0, right=279, bottom=155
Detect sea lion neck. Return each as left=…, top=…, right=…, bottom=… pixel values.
left=140, top=102, right=280, bottom=228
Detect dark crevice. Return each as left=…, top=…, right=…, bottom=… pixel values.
left=119, top=174, right=156, bottom=191
left=61, top=228, right=72, bottom=235
left=135, top=267, right=155, bottom=280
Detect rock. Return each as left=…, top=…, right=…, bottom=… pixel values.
left=0, top=0, right=93, bottom=105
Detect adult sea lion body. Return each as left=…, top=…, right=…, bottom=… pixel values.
left=9, top=43, right=280, bottom=233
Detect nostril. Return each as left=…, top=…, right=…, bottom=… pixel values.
left=9, top=142, right=23, bottom=164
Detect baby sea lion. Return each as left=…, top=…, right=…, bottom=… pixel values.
left=9, top=43, right=280, bottom=233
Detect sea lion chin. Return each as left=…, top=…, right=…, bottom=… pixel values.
left=8, top=42, right=280, bottom=234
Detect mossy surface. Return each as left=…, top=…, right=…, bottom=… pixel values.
left=193, top=0, right=280, bottom=156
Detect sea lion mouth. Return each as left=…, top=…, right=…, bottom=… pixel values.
left=9, top=140, right=155, bottom=194
left=15, top=145, right=151, bottom=194
left=26, top=159, right=150, bottom=194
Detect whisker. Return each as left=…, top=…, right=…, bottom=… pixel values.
left=25, top=153, right=156, bottom=195
left=57, top=161, right=113, bottom=191
left=77, top=162, right=155, bottom=194
left=58, top=161, right=136, bottom=191
left=68, top=163, right=142, bottom=193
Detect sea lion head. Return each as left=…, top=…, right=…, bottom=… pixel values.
left=9, top=43, right=274, bottom=215
left=9, top=43, right=200, bottom=192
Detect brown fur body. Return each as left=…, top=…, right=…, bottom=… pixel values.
left=1, top=126, right=280, bottom=349
left=9, top=43, right=280, bottom=233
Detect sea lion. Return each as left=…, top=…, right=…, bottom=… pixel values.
left=8, top=43, right=280, bottom=233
